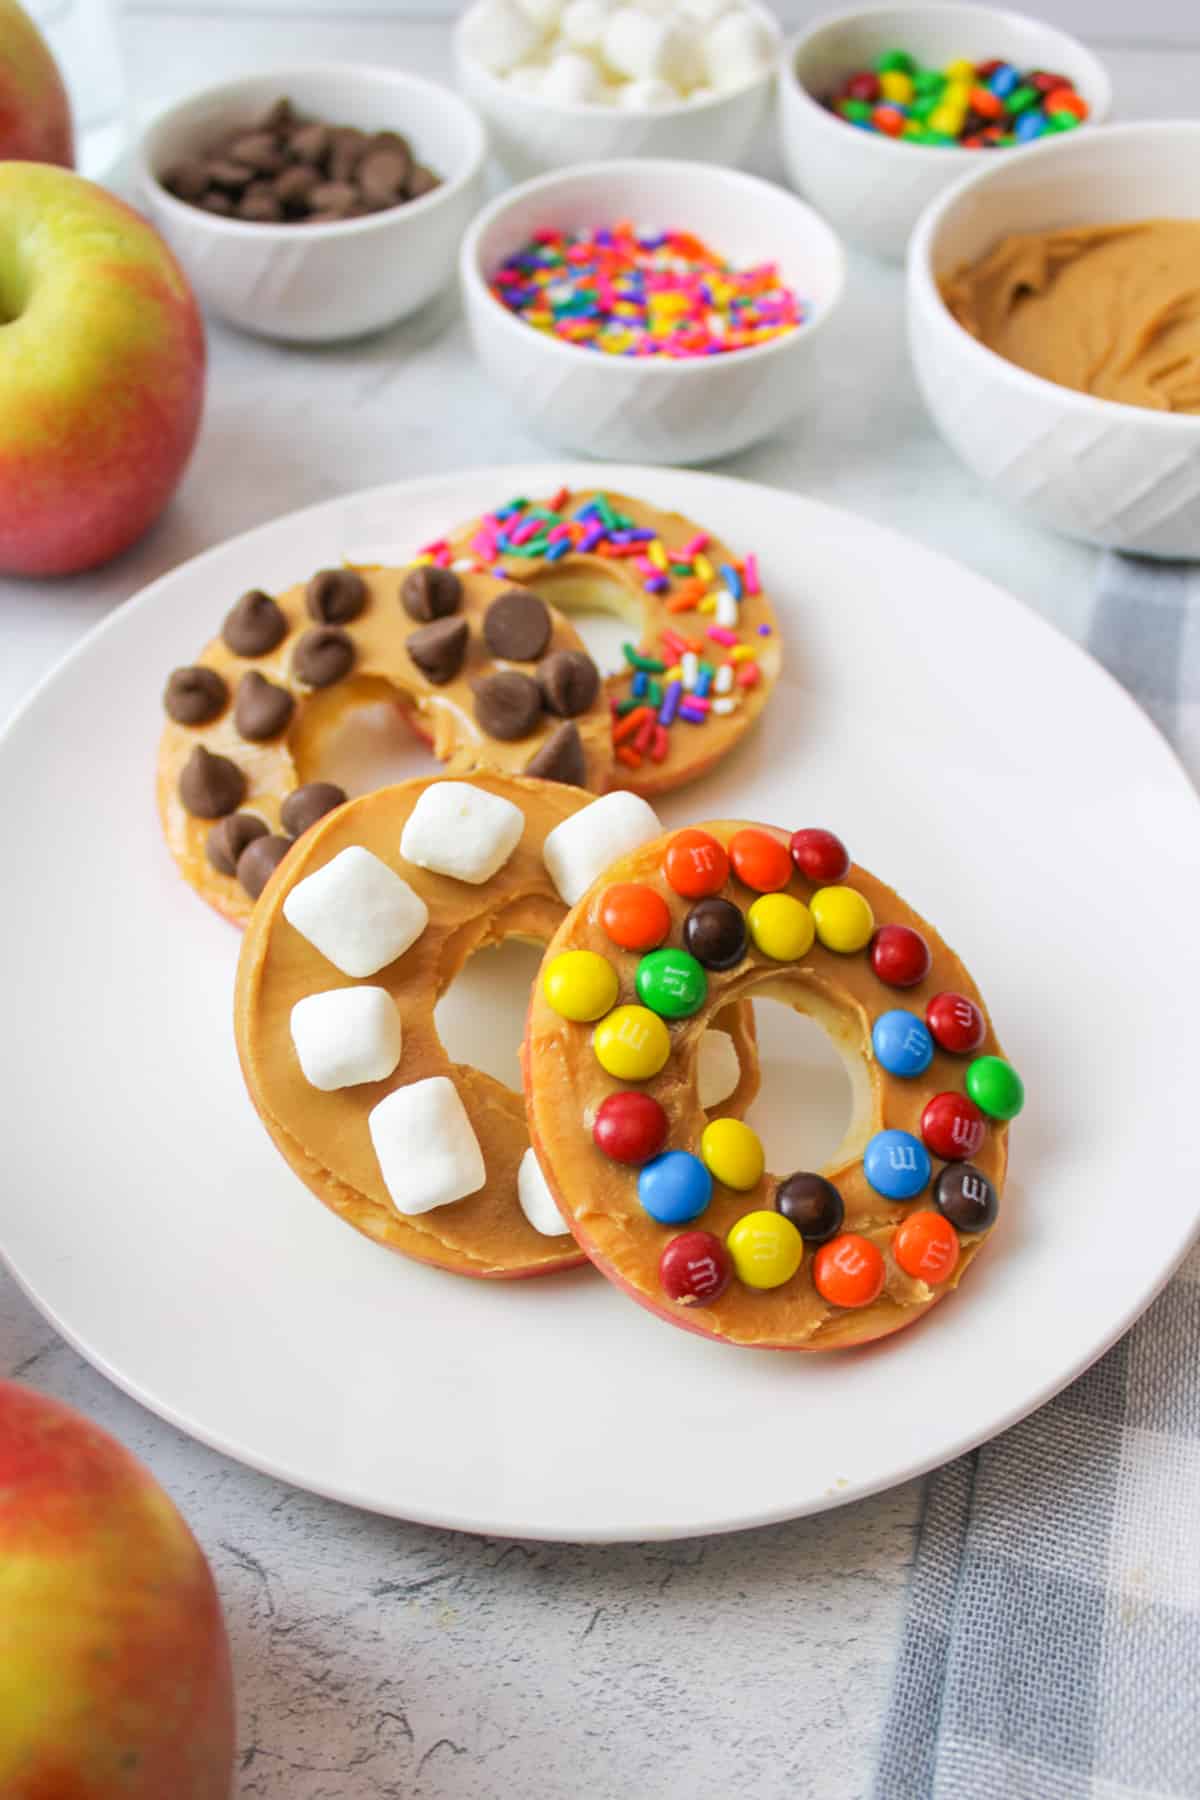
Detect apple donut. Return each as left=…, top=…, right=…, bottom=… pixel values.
left=442, top=487, right=782, bottom=797
left=158, top=563, right=613, bottom=927
left=234, top=775, right=759, bottom=1280
left=524, top=820, right=1023, bottom=1347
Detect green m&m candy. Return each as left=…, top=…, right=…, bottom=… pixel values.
left=965, top=1055, right=1025, bottom=1120
left=635, top=947, right=708, bottom=1020
left=877, top=47, right=916, bottom=74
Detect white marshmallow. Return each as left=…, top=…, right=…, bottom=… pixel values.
left=675, top=0, right=734, bottom=25
left=602, top=8, right=699, bottom=87
left=703, top=8, right=773, bottom=89
left=290, top=987, right=403, bottom=1092
left=687, top=83, right=716, bottom=102
left=540, top=49, right=604, bottom=102
left=517, top=1147, right=571, bottom=1236
left=542, top=791, right=662, bottom=906
left=283, top=847, right=428, bottom=978
left=369, top=1076, right=486, bottom=1216
left=517, top=0, right=563, bottom=28
left=508, top=62, right=548, bottom=90
left=697, top=1029, right=740, bottom=1108
left=466, top=0, right=546, bottom=73
left=618, top=76, right=679, bottom=107
left=400, top=782, right=525, bottom=886
left=559, top=0, right=612, bottom=49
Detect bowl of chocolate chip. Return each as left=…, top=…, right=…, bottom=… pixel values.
left=136, top=67, right=487, bottom=342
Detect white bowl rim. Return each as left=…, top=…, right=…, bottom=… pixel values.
left=460, top=155, right=847, bottom=378
left=782, top=0, right=1112, bottom=168
left=133, top=62, right=488, bottom=241
left=909, top=117, right=1200, bottom=435
left=453, top=0, right=783, bottom=120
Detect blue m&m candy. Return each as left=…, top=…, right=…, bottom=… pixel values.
left=864, top=1129, right=931, bottom=1200
left=872, top=1010, right=934, bottom=1078
left=638, top=1150, right=713, bottom=1224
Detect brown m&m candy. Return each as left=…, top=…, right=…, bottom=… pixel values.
left=401, top=565, right=462, bottom=623
left=406, top=615, right=469, bottom=685
left=281, top=782, right=347, bottom=838
left=223, top=589, right=287, bottom=657
left=775, top=1172, right=844, bottom=1244
left=933, top=1163, right=998, bottom=1233
left=164, top=666, right=227, bottom=726
left=179, top=745, right=246, bottom=818
left=292, top=626, right=355, bottom=688
left=483, top=589, right=551, bottom=662
left=524, top=721, right=585, bottom=786
left=206, top=811, right=268, bottom=876
left=234, top=671, right=295, bottom=741
left=538, top=649, right=599, bottom=718
left=682, top=897, right=747, bottom=971
left=306, top=568, right=366, bottom=625
left=237, top=834, right=292, bottom=899
left=474, top=670, right=542, bottom=740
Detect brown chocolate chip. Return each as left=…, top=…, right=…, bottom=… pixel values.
left=229, top=131, right=285, bottom=174
left=280, top=782, right=347, bottom=837
left=406, top=616, right=469, bottom=686
left=201, top=192, right=235, bottom=217
left=484, top=588, right=552, bottom=662
left=238, top=191, right=284, bottom=223
left=306, top=567, right=367, bottom=624
left=309, top=180, right=359, bottom=215
left=166, top=157, right=210, bottom=201
left=328, top=127, right=368, bottom=182
left=206, top=811, right=267, bottom=876
left=401, top=565, right=462, bottom=623
left=524, top=721, right=587, bottom=786
left=237, top=834, right=292, bottom=899
left=207, top=158, right=254, bottom=191
left=358, top=147, right=410, bottom=208
left=258, top=98, right=294, bottom=135
left=406, top=165, right=439, bottom=200
left=473, top=670, right=543, bottom=740
left=537, top=649, right=599, bottom=718
left=222, top=589, right=287, bottom=657
left=164, top=665, right=228, bottom=725
left=179, top=745, right=246, bottom=818
left=289, top=121, right=330, bottom=165
left=292, top=626, right=355, bottom=688
left=275, top=164, right=319, bottom=210
left=234, top=670, right=295, bottom=740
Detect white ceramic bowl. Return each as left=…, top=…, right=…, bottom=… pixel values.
left=460, top=157, right=846, bottom=464
left=135, top=67, right=487, bottom=343
left=779, top=3, right=1111, bottom=262
left=454, top=1, right=782, bottom=180
left=908, top=121, right=1200, bottom=559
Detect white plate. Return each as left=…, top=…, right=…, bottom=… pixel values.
left=4, top=465, right=1199, bottom=1542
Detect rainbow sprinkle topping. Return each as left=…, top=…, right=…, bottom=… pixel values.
left=489, top=224, right=806, bottom=359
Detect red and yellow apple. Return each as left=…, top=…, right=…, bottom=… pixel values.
left=0, top=162, right=206, bottom=575
left=0, top=0, right=73, bottom=166
left=0, top=1381, right=235, bottom=1799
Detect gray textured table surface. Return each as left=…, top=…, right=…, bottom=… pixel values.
left=2, top=15, right=1195, bottom=1798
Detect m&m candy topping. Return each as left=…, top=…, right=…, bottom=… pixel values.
left=775, top=1171, right=844, bottom=1244
left=727, top=1211, right=803, bottom=1290
left=921, top=1091, right=987, bottom=1162
left=638, top=1149, right=712, bottom=1224
left=934, top=1163, right=998, bottom=1233
left=659, top=1231, right=732, bottom=1306
left=812, top=1234, right=886, bottom=1309
left=728, top=827, right=792, bottom=893
left=864, top=1129, right=932, bottom=1200
left=790, top=827, right=850, bottom=884
left=811, top=885, right=875, bottom=954
left=966, top=1055, right=1025, bottom=1120
left=926, top=991, right=986, bottom=1054
left=683, top=897, right=747, bottom=971
left=747, top=892, right=815, bottom=961
left=824, top=50, right=1091, bottom=148
left=635, top=946, right=707, bottom=1019
left=893, top=1211, right=960, bottom=1285
left=593, top=1004, right=671, bottom=1080
left=870, top=924, right=931, bottom=989
left=664, top=828, right=729, bottom=898
left=700, top=1118, right=765, bottom=1192
left=872, top=1010, right=935, bottom=1079
left=593, top=1091, right=670, bottom=1165
left=600, top=882, right=671, bottom=952
left=543, top=949, right=620, bottom=1022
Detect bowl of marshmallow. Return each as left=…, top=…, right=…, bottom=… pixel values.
left=455, top=0, right=782, bottom=178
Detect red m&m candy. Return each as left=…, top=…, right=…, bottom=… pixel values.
left=870, top=924, right=931, bottom=989
left=593, top=1091, right=669, bottom=1165
left=926, top=991, right=986, bottom=1054
left=600, top=882, right=671, bottom=952
left=659, top=1230, right=732, bottom=1305
left=728, top=828, right=792, bottom=894
left=664, top=828, right=729, bottom=899
left=789, top=828, right=850, bottom=885
left=893, top=1211, right=960, bottom=1286
left=920, top=1092, right=986, bottom=1162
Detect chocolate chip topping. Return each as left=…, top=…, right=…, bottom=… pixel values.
left=524, top=721, right=586, bottom=786
left=483, top=588, right=552, bottom=662
left=222, top=589, right=287, bottom=657
left=237, top=834, right=292, bottom=899
left=473, top=670, right=543, bottom=741
left=206, top=811, right=268, bottom=876
left=234, top=670, right=296, bottom=741
left=537, top=649, right=600, bottom=718
left=280, top=781, right=347, bottom=837
left=406, top=616, right=469, bottom=686
left=291, top=626, right=355, bottom=688
left=401, top=564, right=462, bottom=622
left=179, top=745, right=246, bottom=818
left=306, top=567, right=367, bottom=625
left=164, top=665, right=228, bottom=725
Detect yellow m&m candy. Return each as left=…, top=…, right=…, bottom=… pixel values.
left=593, top=1005, right=671, bottom=1081
left=543, top=950, right=619, bottom=1022
left=811, top=885, right=874, bottom=953
left=727, top=1211, right=803, bottom=1289
left=747, top=893, right=814, bottom=961
left=700, top=1118, right=765, bottom=1192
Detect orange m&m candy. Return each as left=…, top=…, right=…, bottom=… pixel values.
left=893, top=1211, right=960, bottom=1286
left=812, top=1233, right=885, bottom=1308
left=728, top=828, right=792, bottom=894
left=600, top=882, right=671, bottom=952
left=664, top=829, right=729, bottom=899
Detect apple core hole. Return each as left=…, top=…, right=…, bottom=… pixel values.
left=434, top=938, right=544, bottom=1089
left=744, top=998, right=859, bottom=1175
left=304, top=699, right=435, bottom=795
left=522, top=570, right=642, bottom=673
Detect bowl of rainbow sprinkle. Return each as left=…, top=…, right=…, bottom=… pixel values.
left=779, top=3, right=1111, bottom=262
left=459, top=158, right=846, bottom=463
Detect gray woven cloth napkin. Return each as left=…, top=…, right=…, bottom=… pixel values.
left=874, top=553, right=1200, bottom=1800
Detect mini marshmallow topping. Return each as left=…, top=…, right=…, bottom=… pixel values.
left=290, top=987, right=404, bottom=1092
left=542, top=791, right=662, bottom=906
left=399, top=781, right=525, bottom=885
left=282, top=845, right=429, bottom=977
left=368, top=1075, right=487, bottom=1215
left=517, top=1147, right=572, bottom=1235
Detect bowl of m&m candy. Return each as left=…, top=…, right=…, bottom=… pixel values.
left=779, top=3, right=1110, bottom=261
left=460, top=157, right=846, bottom=463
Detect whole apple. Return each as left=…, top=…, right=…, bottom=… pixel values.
left=0, top=0, right=72, bottom=166
left=0, top=1381, right=235, bottom=1799
left=0, top=162, right=206, bottom=575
